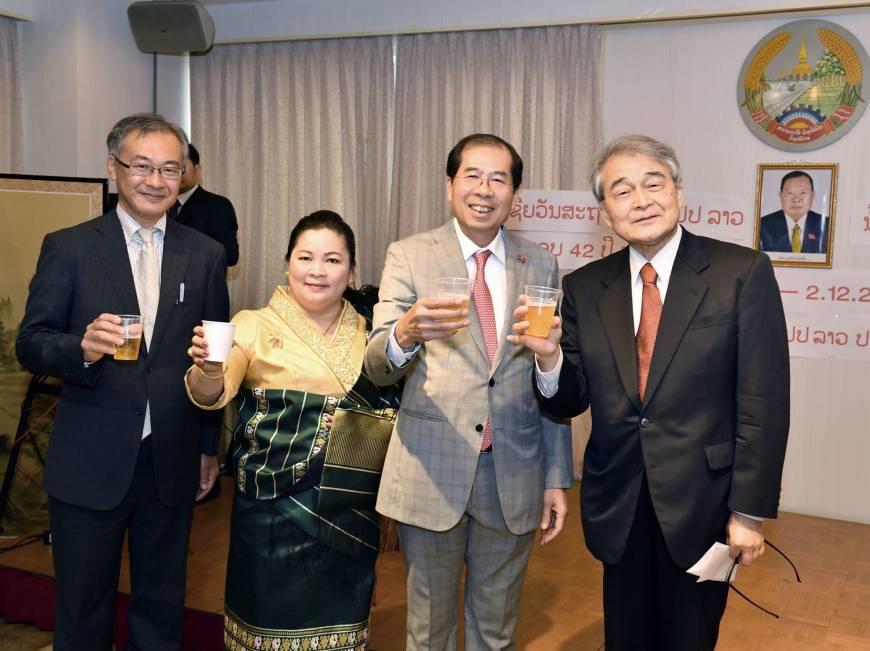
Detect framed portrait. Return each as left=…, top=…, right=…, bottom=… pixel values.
left=753, top=163, right=837, bottom=268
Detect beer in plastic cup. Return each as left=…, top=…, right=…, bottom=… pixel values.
left=436, top=277, right=471, bottom=326
left=524, top=285, right=560, bottom=337
left=114, top=314, right=142, bottom=360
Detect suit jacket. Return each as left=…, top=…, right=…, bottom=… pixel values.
left=176, top=186, right=239, bottom=266
left=541, top=229, right=789, bottom=568
left=760, top=209, right=827, bottom=254
left=365, top=222, right=573, bottom=535
left=17, top=211, right=229, bottom=510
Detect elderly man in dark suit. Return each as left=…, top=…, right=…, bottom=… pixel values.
left=173, top=143, right=239, bottom=266
left=17, top=113, right=229, bottom=651
left=760, top=170, right=828, bottom=254
left=521, top=135, right=790, bottom=650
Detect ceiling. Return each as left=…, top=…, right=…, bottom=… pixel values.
left=200, top=0, right=279, bottom=4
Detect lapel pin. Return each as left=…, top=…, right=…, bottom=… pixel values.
left=517, top=255, right=526, bottom=264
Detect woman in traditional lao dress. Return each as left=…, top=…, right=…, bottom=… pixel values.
left=185, top=211, right=400, bottom=651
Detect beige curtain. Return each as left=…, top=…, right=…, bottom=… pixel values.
left=190, top=36, right=394, bottom=310
left=0, top=16, right=22, bottom=172
left=389, top=25, right=602, bottom=241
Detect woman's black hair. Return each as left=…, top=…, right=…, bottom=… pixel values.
left=285, top=210, right=374, bottom=310
left=286, top=210, right=357, bottom=269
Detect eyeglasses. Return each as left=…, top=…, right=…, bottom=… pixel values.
left=113, top=155, right=183, bottom=180
left=727, top=539, right=801, bottom=619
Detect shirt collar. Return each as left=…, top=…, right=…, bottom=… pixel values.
left=452, top=218, right=506, bottom=265
left=178, top=185, right=198, bottom=206
left=784, top=212, right=807, bottom=233
left=116, top=204, right=167, bottom=244
left=628, top=225, right=682, bottom=285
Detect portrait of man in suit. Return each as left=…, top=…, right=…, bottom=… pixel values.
left=365, top=133, right=573, bottom=649
left=759, top=169, right=828, bottom=255
left=527, top=135, right=790, bottom=650
left=16, top=113, right=229, bottom=650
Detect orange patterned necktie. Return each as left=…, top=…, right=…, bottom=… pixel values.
left=636, top=263, right=662, bottom=401
left=472, top=250, right=497, bottom=451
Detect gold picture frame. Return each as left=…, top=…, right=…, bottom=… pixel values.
left=753, top=163, right=837, bottom=268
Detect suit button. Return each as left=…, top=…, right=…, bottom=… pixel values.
left=488, top=379, right=495, bottom=387
left=640, top=418, right=651, bottom=428
left=146, top=366, right=152, bottom=373
left=475, top=424, right=484, bottom=432
left=135, top=408, right=143, bottom=416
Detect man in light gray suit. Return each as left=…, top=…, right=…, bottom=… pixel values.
left=365, top=133, right=573, bottom=649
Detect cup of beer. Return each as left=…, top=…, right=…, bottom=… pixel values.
left=114, top=314, right=143, bottom=360
left=436, top=277, right=471, bottom=326
left=524, top=285, right=560, bottom=337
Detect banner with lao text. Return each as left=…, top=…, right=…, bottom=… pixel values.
left=506, top=190, right=869, bottom=362
left=506, top=189, right=753, bottom=271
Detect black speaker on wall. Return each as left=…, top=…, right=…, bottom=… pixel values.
left=127, top=1, right=215, bottom=54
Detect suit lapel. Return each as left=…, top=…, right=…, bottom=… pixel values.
left=93, top=212, right=140, bottom=314
left=434, top=223, right=489, bottom=361
left=596, top=249, right=641, bottom=412
left=492, top=232, right=527, bottom=373
left=148, top=221, right=189, bottom=358
left=642, top=231, right=708, bottom=406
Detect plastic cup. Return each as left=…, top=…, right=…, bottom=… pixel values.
left=114, top=314, right=142, bottom=360
left=437, top=277, right=471, bottom=325
left=524, top=285, right=560, bottom=337
left=202, top=321, right=237, bottom=362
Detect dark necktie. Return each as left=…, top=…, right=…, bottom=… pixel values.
left=636, top=263, right=662, bottom=401
left=168, top=200, right=181, bottom=220
left=472, top=250, right=497, bottom=451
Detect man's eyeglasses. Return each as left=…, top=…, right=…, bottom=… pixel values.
left=728, top=539, right=801, bottom=618
left=113, top=155, right=183, bottom=180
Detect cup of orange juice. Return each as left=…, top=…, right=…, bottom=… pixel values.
left=436, top=277, right=471, bottom=327
left=524, top=285, right=560, bottom=337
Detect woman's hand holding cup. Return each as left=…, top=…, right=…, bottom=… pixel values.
left=188, top=325, right=223, bottom=378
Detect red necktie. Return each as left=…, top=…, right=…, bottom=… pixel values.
left=472, top=250, right=497, bottom=451
left=636, top=263, right=662, bottom=402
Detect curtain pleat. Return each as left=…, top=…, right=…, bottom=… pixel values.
left=0, top=17, right=22, bottom=173
left=190, top=36, right=394, bottom=309
left=389, top=25, right=602, bottom=241
left=190, top=25, right=601, bottom=322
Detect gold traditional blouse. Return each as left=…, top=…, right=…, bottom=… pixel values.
left=186, top=285, right=366, bottom=408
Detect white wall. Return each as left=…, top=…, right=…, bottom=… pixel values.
left=16, top=0, right=188, bottom=179
left=18, top=0, right=152, bottom=177
left=207, top=0, right=868, bottom=42
left=602, top=15, right=870, bottom=522
left=0, top=0, right=31, bottom=20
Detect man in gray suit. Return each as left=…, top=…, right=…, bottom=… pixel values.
left=365, top=133, right=573, bottom=649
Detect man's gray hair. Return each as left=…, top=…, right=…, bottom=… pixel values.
left=106, top=113, right=189, bottom=159
left=589, top=135, right=683, bottom=203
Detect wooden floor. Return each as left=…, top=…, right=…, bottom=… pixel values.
left=3, top=476, right=870, bottom=650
